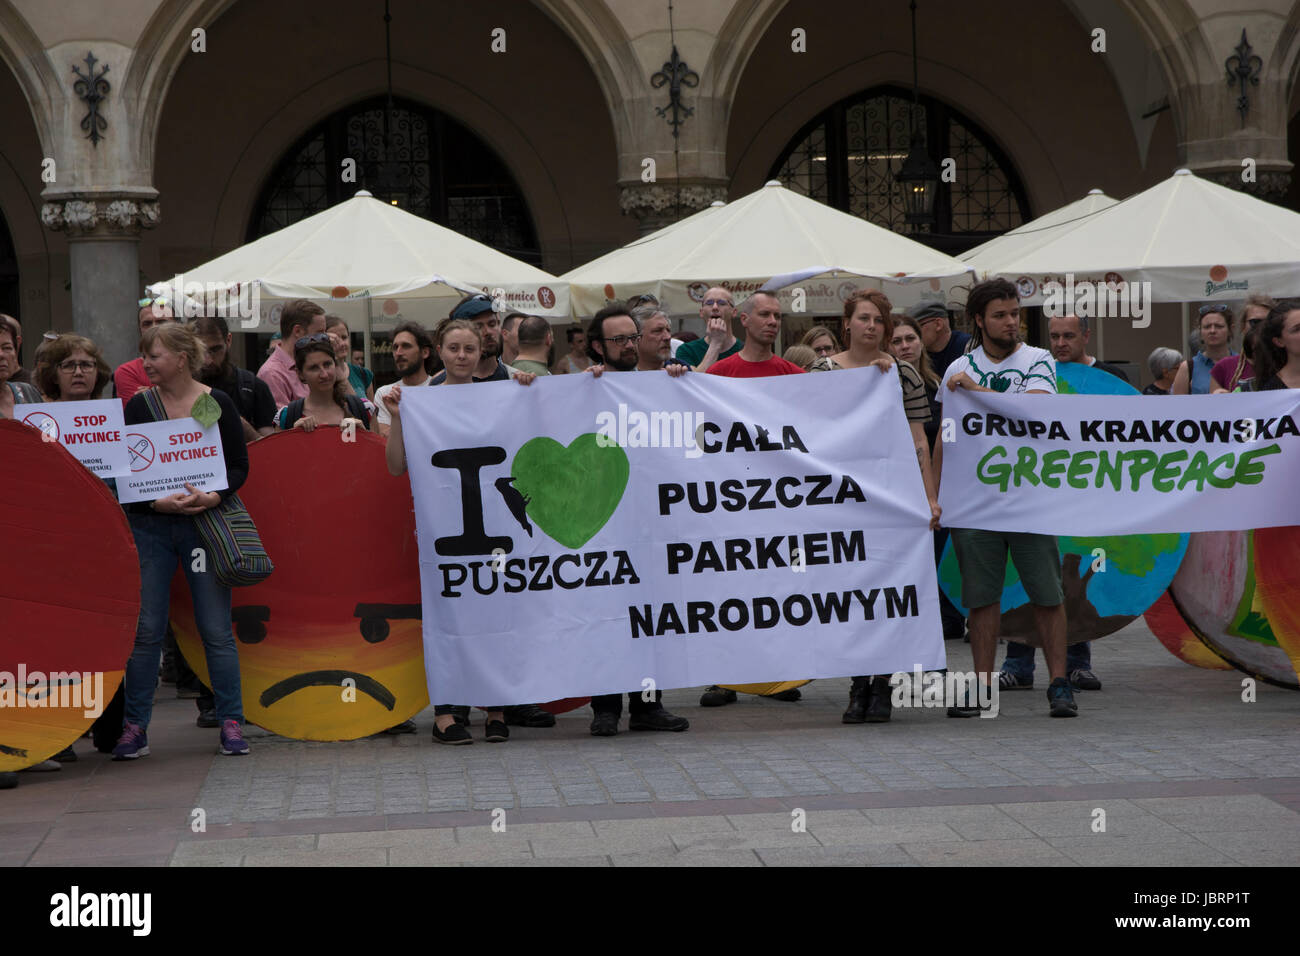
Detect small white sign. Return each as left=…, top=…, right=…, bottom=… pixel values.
left=116, top=417, right=227, bottom=503
left=19, top=399, right=130, bottom=478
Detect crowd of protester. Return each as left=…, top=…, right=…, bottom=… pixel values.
left=3, top=276, right=1299, bottom=786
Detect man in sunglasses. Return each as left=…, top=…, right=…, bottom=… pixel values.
left=676, top=287, right=742, bottom=372
left=114, top=297, right=178, bottom=408
left=257, top=298, right=327, bottom=410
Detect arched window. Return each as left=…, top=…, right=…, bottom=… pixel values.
left=250, top=97, right=540, bottom=264
left=771, top=86, right=1029, bottom=254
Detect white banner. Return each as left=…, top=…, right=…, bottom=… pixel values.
left=116, top=418, right=227, bottom=504
left=938, top=390, right=1300, bottom=535
left=16, top=399, right=129, bottom=478
left=401, top=368, right=945, bottom=705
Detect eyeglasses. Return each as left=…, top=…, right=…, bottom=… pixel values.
left=58, top=360, right=96, bottom=372
left=1198, top=304, right=1229, bottom=315
left=813, top=345, right=835, bottom=355
left=603, top=334, right=642, bottom=346
left=702, top=298, right=732, bottom=307
left=295, top=333, right=332, bottom=349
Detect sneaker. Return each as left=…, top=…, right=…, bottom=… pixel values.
left=699, top=685, right=737, bottom=707
left=432, top=721, right=473, bottom=745
left=502, top=704, right=556, bottom=728
left=1047, top=678, right=1078, bottom=717
left=589, top=712, right=620, bottom=737
left=219, top=720, right=250, bottom=755
left=629, top=707, right=689, bottom=732
left=766, top=687, right=802, bottom=702
left=484, top=719, right=509, bottom=743
left=998, top=670, right=1033, bottom=691
left=383, top=719, right=417, bottom=735
left=112, top=722, right=150, bottom=760
left=195, top=706, right=220, bottom=729
left=1069, top=668, right=1102, bottom=691
left=946, top=687, right=984, bottom=718
left=20, top=759, right=62, bottom=772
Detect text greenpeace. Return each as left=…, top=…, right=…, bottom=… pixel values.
left=401, top=369, right=945, bottom=704
left=938, top=390, right=1300, bottom=535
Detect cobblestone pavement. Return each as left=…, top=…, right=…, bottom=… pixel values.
left=5, top=617, right=1300, bottom=866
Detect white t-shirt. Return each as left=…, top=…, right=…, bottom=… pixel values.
left=937, top=343, right=1056, bottom=400
left=374, top=373, right=433, bottom=425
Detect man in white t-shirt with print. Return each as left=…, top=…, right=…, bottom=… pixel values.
left=375, top=321, right=435, bottom=439
left=932, top=278, right=1077, bottom=719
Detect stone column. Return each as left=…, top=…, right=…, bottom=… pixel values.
left=41, top=196, right=160, bottom=370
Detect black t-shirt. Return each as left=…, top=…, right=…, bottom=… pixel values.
left=927, top=330, right=971, bottom=378
left=123, top=387, right=249, bottom=514
left=210, top=365, right=277, bottom=430
left=1142, top=383, right=1167, bottom=395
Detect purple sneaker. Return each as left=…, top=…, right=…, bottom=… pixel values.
left=111, top=722, right=150, bottom=760
left=219, top=720, right=249, bottom=756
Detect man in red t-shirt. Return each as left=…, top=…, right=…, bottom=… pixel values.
left=114, top=299, right=176, bottom=408
left=700, top=290, right=805, bottom=708
left=706, top=291, right=804, bottom=378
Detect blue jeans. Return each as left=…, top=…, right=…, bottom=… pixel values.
left=1002, top=640, right=1091, bottom=679
left=123, top=512, right=243, bottom=729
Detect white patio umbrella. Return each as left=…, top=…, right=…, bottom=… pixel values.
left=148, top=190, right=568, bottom=361
left=961, top=188, right=1118, bottom=277
left=958, top=168, right=1300, bottom=351
left=562, top=180, right=973, bottom=318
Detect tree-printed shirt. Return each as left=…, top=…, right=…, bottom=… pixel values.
left=936, top=343, right=1056, bottom=401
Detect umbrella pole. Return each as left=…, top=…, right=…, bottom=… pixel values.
left=364, top=293, right=373, bottom=373
left=1180, top=301, right=1190, bottom=359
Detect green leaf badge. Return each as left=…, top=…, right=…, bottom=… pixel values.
left=190, top=392, right=221, bottom=429
left=511, top=433, right=629, bottom=549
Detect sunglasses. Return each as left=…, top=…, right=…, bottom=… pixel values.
left=294, top=333, right=332, bottom=349
left=138, top=296, right=170, bottom=308
left=628, top=294, right=659, bottom=306
left=1198, top=304, right=1229, bottom=315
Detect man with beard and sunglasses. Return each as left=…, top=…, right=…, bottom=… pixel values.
left=583, top=304, right=693, bottom=736
left=375, top=321, right=436, bottom=439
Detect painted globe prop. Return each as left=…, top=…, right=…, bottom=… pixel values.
left=938, top=363, right=1188, bottom=646
left=1144, top=591, right=1232, bottom=671
left=1169, top=529, right=1299, bottom=688
left=0, top=420, right=138, bottom=771
left=171, top=428, right=430, bottom=739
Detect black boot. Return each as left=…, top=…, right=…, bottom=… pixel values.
left=842, top=676, right=869, bottom=724
left=865, top=676, right=893, bottom=723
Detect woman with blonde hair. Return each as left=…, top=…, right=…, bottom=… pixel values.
left=800, top=325, right=840, bottom=361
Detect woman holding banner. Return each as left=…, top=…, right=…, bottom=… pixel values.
left=34, top=334, right=112, bottom=401
left=383, top=318, right=536, bottom=745
left=114, top=323, right=251, bottom=760
left=278, top=333, right=371, bottom=432
left=811, top=289, right=940, bottom=724
left=1250, top=299, right=1300, bottom=390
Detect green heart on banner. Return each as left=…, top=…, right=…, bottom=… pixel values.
left=511, top=433, right=629, bottom=549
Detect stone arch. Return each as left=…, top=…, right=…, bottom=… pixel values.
left=0, top=2, right=60, bottom=155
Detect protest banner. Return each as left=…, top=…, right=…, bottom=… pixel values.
left=116, top=417, right=227, bottom=504
left=16, top=398, right=129, bottom=478
left=937, top=390, right=1300, bottom=535
left=400, top=368, right=945, bottom=705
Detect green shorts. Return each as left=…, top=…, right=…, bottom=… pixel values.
left=949, top=528, right=1063, bottom=610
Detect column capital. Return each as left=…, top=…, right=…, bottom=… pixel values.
left=1192, top=166, right=1291, bottom=205
left=618, top=180, right=727, bottom=234
left=40, top=192, right=160, bottom=237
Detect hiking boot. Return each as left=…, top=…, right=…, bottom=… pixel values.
left=195, top=706, right=220, bottom=729
left=589, top=712, right=620, bottom=737
left=629, top=707, right=689, bottom=732
left=842, top=677, right=869, bottom=724
left=865, top=676, right=893, bottom=723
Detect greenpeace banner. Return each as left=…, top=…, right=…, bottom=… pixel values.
left=938, top=390, right=1300, bottom=535
left=401, top=368, right=945, bottom=705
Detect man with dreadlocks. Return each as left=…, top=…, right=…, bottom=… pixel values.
left=930, top=278, right=1077, bottom=720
